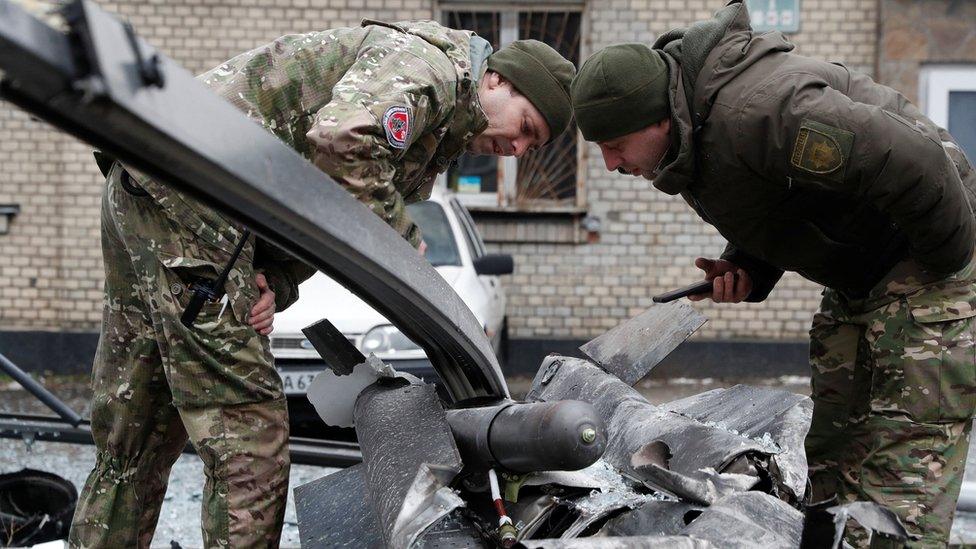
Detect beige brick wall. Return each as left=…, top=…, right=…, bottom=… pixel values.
left=5, top=0, right=946, bottom=346
left=878, top=0, right=976, bottom=104
left=0, top=108, right=104, bottom=329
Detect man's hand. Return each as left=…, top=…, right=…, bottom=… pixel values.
left=249, top=273, right=276, bottom=335
left=418, top=240, right=428, bottom=256
left=688, top=258, right=752, bottom=303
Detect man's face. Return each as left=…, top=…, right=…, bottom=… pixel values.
left=597, top=119, right=672, bottom=179
left=468, top=72, right=551, bottom=158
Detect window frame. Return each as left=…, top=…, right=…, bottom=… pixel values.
left=920, top=64, right=976, bottom=129
left=436, top=1, right=588, bottom=213
left=450, top=197, right=487, bottom=259
left=918, top=63, right=976, bottom=128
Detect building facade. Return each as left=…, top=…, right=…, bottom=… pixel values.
left=1, top=0, right=974, bottom=373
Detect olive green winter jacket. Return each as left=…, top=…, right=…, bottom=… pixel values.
left=653, top=0, right=976, bottom=300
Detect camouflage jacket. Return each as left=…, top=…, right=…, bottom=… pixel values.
left=126, top=20, right=490, bottom=310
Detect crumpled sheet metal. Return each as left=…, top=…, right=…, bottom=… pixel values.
left=590, top=493, right=800, bottom=547
left=294, top=439, right=477, bottom=549
left=663, top=384, right=812, bottom=500
left=527, top=356, right=810, bottom=501
left=549, top=464, right=799, bottom=547
left=629, top=440, right=761, bottom=506
left=519, top=536, right=715, bottom=548
left=294, top=464, right=383, bottom=548
left=631, top=459, right=759, bottom=505
left=678, top=491, right=804, bottom=548
left=392, top=465, right=467, bottom=548
left=600, top=499, right=704, bottom=538
left=800, top=500, right=914, bottom=547
left=579, top=301, right=707, bottom=386
left=558, top=483, right=666, bottom=539
left=353, top=379, right=464, bottom=548
left=534, top=460, right=668, bottom=539
left=412, top=509, right=485, bottom=547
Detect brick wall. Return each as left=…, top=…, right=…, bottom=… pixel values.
left=4, top=0, right=958, bottom=349
left=879, top=0, right=976, bottom=104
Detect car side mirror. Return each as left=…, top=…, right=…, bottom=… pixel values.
left=473, top=253, right=514, bottom=276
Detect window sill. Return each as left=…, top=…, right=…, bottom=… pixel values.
left=466, top=206, right=591, bottom=244
left=465, top=204, right=587, bottom=217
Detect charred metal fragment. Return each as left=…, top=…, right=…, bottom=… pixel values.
left=294, top=465, right=478, bottom=548
left=294, top=465, right=383, bottom=549
left=302, top=318, right=366, bottom=375
left=663, top=385, right=812, bottom=501
left=392, top=465, right=469, bottom=548
left=599, top=500, right=703, bottom=537
left=528, top=356, right=810, bottom=501
left=533, top=460, right=667, bottom=540
left=800, top=499, right=914, bottom=548
left=678, top=491, right=804, bottom=548
left=412, top=510, right=484, bottom=548
left=353, top=380, right=463, bottom=547
left=630, top=441, right=759, bottom=505
left=519, top=536, right=715, bottom=548
left=578, top=302, right=706, bottom=385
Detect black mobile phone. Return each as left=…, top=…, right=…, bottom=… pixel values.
left=652, top=279, right=714, bottom=303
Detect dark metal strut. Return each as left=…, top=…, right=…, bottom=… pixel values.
left=0, top=412, right=363, bottom=467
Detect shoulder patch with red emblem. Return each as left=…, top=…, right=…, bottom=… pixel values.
left=383, top=106, right=411, bottom=149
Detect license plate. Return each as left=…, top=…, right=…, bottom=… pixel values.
left=279, top=369, right=321, bottom=395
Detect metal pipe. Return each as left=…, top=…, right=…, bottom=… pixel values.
left=447, top=400, right=607, bottom=473
left=0, top=412, right=362, bottom=467
left=0, top=352, right=82, bottom=426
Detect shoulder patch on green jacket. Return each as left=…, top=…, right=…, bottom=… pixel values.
left=790, top=119, right=854, bottom=182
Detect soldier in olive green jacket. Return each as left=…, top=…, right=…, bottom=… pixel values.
left=69, top=19, right=575, bottom=549
left=571, top=1, right=976, bottom=546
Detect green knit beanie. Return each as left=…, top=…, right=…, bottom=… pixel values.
left=488, top=40, right=576, bottom=143
left=571, top=44, right=670, bottom=142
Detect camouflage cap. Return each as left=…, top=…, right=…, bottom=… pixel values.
left=571, top=43, right=670, bottom=142
left=488, top=40, right=575, bottom=142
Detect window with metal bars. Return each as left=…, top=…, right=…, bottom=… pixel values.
left=441, top=5, right=584, bottom=211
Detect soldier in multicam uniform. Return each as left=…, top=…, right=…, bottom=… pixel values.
left=570, top=1, right=976, bottom=546
left=68, top=19, right=575, bottom=549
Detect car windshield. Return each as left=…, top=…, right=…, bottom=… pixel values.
left=406, top=201, right=462, bottom=267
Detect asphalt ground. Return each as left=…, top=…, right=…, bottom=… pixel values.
left=2, top=374, right=975, bottom=547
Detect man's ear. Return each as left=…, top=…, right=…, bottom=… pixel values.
left=483, top=70, right=503, bottom=90
left=486, top=71, right=518, bottom=94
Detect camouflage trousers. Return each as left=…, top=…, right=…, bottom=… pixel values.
left=807, top=255, right=976, bottom=548
left=68, top=166, right=290, bottom=548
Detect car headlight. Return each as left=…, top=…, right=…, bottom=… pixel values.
left=360, top=325, right=421, bottom=355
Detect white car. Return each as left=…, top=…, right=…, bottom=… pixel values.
left=271, top=186, right=511, bottom=397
